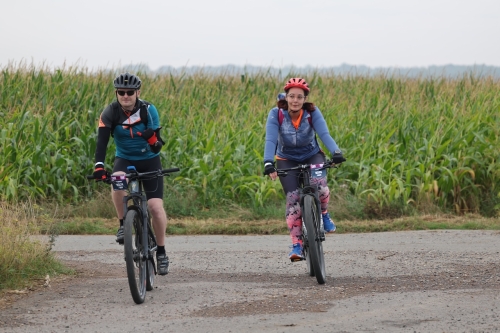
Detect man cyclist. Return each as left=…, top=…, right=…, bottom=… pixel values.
left=92, top=72, right=169, bottom=275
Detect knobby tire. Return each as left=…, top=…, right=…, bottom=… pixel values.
left=124, top=209, right=147, bottom=304
left=146, top=215, right=156, bottom=291
left=303, top=195, right=326, bottom=284
left=303, top=214, right=315, bottom=277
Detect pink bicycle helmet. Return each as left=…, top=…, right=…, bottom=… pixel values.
left=283, top=78, right=310, bottom=95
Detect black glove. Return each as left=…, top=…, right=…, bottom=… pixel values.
left=93, top=163, right=108, bottom=181
left=138, top=128, right=158, bottom=145
left=150, top=140, right=163, bottom=154
left=154, top=127, right=165, bottom=145
left=330, top=151, right=346, bottom=164
left=264, top=161, right=276, bottom=176
left=138, top=128, right=164, bottom=153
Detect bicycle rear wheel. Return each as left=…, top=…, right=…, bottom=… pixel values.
left=146, top=259, right=155, bottom=291
left=303, top=195, right=326, bottom=284
left=124, top=209, right=147, bottom=304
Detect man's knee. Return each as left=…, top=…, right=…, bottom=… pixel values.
left=148, top=199, right=165, bottom=216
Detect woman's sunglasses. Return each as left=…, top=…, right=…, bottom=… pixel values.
left=116, top=90, right=136, bottom=96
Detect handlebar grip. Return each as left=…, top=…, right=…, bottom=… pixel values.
left=161, top=168, right=180, bottom=174
left=87, top=174, right=111, bottom=183
left=276, top=170, right=288, bottom=177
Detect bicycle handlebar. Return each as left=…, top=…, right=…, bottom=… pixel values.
left=276, top=160, right=339, bottom=177
left=86, top=168, right=180, bottom=183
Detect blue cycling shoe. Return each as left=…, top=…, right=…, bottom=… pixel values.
left=288, top=243, right=304, bottom=260
left=322, top=212, right=337, bottom=233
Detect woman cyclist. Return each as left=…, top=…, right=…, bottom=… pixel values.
left=263, top=78, right=345, bottom=260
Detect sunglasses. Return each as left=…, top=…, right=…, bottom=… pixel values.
left=116, top=90, right=136, bottom=96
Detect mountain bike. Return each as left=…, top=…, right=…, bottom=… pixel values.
left=87, top=166, right=180, bottom=304
left=276, top=160, right=337, bottom=285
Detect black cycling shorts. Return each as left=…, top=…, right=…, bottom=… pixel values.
left=113, top=156, right=164, bottom=200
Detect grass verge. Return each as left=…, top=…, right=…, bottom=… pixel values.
left=42, top=214, right=500, bottom=235
left=336, top=214, right=500, bottom=233
left=0, top=202, right=73, bottom=293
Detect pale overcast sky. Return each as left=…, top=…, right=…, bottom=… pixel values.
left=1, top=0, right=499, bottom=71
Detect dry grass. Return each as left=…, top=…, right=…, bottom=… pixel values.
left=337, top=213, right=500, bottom=233
left=0, top=202, right=69, bottom=291
left=166, top=217, right=287, bottom=235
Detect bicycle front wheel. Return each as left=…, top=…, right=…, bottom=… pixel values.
left=124, top=209, right=147, bottom=304
left=303, top=195, right=326, bottom=284
left=303, top=222, right=315, bottom=277
left=146, top=215, right=156, bottom=291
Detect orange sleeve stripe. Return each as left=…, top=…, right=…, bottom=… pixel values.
left=98, top=115, right=106, bottom=128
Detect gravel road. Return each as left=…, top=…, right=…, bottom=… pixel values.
left=1, top=230, right=499, bottom=332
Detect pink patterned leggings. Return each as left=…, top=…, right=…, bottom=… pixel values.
left=276, top=153, right=330, bottom=246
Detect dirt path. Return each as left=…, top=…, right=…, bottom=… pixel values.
left=1, top=230, right=500, bottom=332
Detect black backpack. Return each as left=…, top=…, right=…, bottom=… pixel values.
left=110, top=100, right=150, bottom=136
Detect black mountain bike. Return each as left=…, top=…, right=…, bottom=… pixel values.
left=87, top=166, right=179, bottom=304
left=276, top=160, right=337, bottom=285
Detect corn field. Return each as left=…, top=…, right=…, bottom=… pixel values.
left=1, top=64, right=499, bottom=216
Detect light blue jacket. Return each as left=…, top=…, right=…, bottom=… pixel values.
left=263, top=106, right=340, bottom=162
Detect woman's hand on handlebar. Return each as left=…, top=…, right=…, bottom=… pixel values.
left=330, top=152, right=346, bottom=165
left=264, top=161, right=278, bottom=180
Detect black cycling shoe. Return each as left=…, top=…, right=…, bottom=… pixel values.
left=115, top=226, right=124, bottom=244
left=157, top=254, right=169, bottom=275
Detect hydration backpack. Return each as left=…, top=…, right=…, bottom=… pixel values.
left=277, top=108, right=313, bottom=128
left=110, top=100, right=150, bottom=136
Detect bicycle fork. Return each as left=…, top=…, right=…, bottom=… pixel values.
left=292, top=191, right=325, bottom=263
left=144, top=211, right=158, bottom=276
left=137, top=197, right=158, bottom=275
left=301, top=187, right=325, bottom=242
left=122, top=189, right=154, bottom=267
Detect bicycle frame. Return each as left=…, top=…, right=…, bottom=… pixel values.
left=296, top=166, right=325, bottom=242
left=276, top=161, right=336, bottom=284
left=120, top=168, right=157, bottom=271
left=278, top=163, right=330, bottom=242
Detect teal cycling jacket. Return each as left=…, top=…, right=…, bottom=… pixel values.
left=97, top=100, right=160, bottom=161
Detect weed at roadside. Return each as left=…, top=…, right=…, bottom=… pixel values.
left=0, top=202, right=72, bottom=291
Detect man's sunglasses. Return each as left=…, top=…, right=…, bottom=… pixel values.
left=116, top=90, right=136, bottom=96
